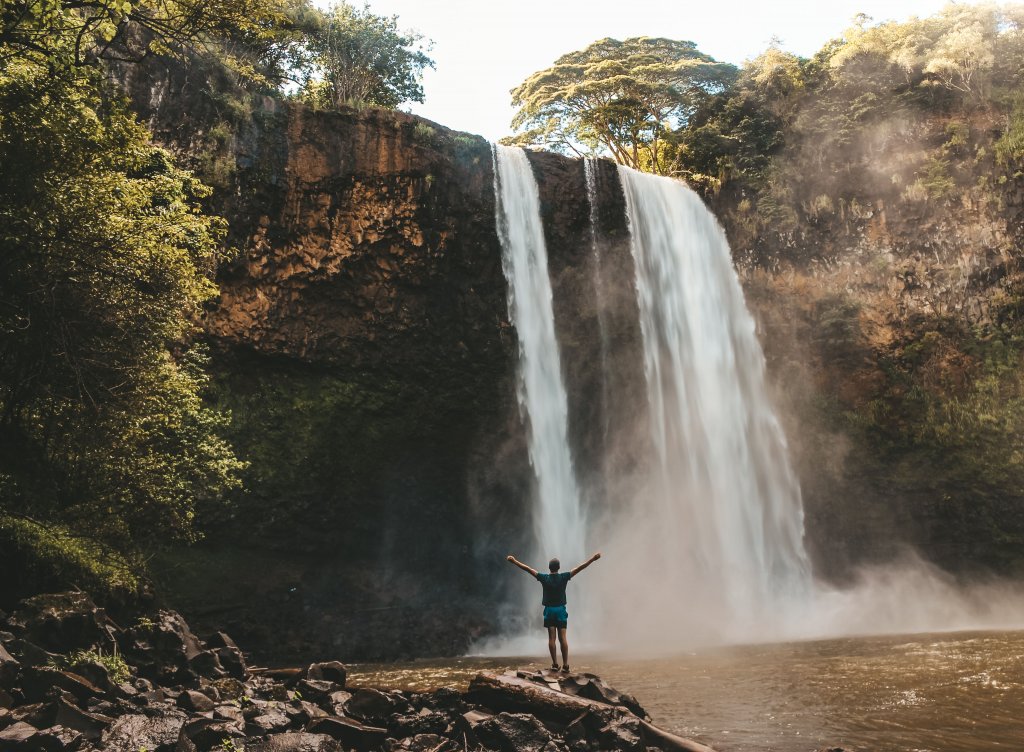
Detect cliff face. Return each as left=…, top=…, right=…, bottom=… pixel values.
left=715, top=107, right=1024, bottom=580
left=122, top=58, right=1024, bottom=659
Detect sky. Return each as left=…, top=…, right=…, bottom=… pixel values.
left=347, top=0, right=981, bottom=141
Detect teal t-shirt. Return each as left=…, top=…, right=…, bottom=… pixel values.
left=536, top=571, right=572, bottom=606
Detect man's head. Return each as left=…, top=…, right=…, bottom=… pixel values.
left=549, top=558, right=560, bottom=572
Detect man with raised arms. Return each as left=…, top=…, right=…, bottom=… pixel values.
left=506, top=552, right=602, bottom=672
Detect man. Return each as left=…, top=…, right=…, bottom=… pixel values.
left=506, top=551, right=602, bottom=672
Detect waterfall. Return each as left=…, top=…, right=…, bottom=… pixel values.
left=584, top=157, right=612, bottom=445
left=608, top=166, right=812, bottom=642
left=492, top=145, right=586, bottom=571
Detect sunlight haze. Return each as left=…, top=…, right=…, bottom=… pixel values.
left=353, top=0, right=986, bottom=140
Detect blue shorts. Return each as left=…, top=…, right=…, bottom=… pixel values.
left=543, top=605, right=568, bottom=628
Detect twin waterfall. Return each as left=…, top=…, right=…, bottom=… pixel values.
left=492, top=145, right=811, bottom=647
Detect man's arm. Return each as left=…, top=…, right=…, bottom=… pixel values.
left=570, top=552, right=602, bottom=577
left=506, top=555, right=539, bottom=577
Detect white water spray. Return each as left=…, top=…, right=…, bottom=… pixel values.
left=596, top=166, right=812, bottom=645
left=492, top=145, right=586, bottom=571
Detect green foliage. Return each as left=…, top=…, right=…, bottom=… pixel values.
left=0, top=27, right=244, bottom=553
left=296, top=1, right=433, bottom=110
left=53, top=648, right=132, bottom=683
left=0, top=514, right=141, bottom=602
left=506, top=37, right=736, bottom=173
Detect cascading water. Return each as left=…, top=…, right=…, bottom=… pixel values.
left=600, top=166, right=812, bottom=644
left=491, top=144, right=586, bottom=574
left=584, top=157, right=612, bottom=444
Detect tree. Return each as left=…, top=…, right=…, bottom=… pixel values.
left=0, top=9, right=246, bottom=555
left=506, top=37, right=737, bottom=174
left=0, top=62, right=245, bottom=548
left=299, top=1, right=433, bottom=109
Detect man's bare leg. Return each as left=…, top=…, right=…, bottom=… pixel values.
left=547, top=627, right=558, bottom=668
left=558, top=627, right=569, bottom=671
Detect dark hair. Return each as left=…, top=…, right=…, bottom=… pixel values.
left=548, top=558, right=560, bottom=572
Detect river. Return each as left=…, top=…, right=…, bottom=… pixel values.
left=347, top=630, right=1024, bottom=752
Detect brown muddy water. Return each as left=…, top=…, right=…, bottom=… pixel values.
left=347, top=630, right=1024, bottom=752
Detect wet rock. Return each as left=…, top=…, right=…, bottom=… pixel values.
left=21, top=669, right=102, bottom=705
left=52, top=698, right=112, bottom=741
left=560, top=675, right=648, bottom=720
left=177, top=691, right=216, bottom=714
left=34, top=726, right=82, bottom=752
left=398, top=734, right=458, bottom=752
left=0, top=722, right=39, bottom=750
left=305, top=716, right=386, bottom=752
left=176, top=717, right=244, bottom=752
left=259, top=670, right=302, bottom=687
left=598, top=716, right=643, bottom=752
left=295, top=680, right=334, bottom=702
left=243, top=732, right=341, bottom=752
left=417, top=687, right=463, bottom=714
left=4, top=642, right=53, bottom=670
left=9, top=705, right=52, bottom=729
left=475, top=712, right=552, bottom=752
left=295, top=702, right=326, bottom=724
left=246, top=708, right=290, bottom=735
left=67, top=662, right=113, bottom=695
left=344, top=689, right=409, bottom=722
left=0, top=645, right=19, bottom=689
left=213, top=706, right=245, bottom=725
left=100, top=711, right=188, bottom=752
left=386, top=711, right=447, bottom=739
left=10, top=594, right=118, bottom=654
left=215, top=648, right=247, bottom=680
left=0, top=691, right=13, bottom=711
left=303, top=664, right=345, bottom=687
left=322, top=691, right=350, bottom=716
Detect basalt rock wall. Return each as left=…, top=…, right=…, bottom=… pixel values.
left=121, top=59, right=641, bottom=661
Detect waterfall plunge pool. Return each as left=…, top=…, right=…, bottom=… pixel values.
left=347, top=629, right=1024, bottom=752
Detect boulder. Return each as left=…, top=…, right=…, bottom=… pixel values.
left=100, top=710, right=188, bottom=752
left=304, top=664, right=345, bottom=687
left=33, top=726, right=82, bottom=752
left=53, top=698, right=112, bottom=740
left=296, top=702, right=326, bottom=724
left=246, top=709, right=290, bottom=735
left=213, top=706, right=245, bottom=725
left=177, top=690, right=216, bottom=714
left=9, top=594, right=118, bottom=654
left=305, top=716, right=386, bottom=752
left=243, top=732, right=341, bottom=752
left=66, top=661, right=113, bottom=695
left=21, top=669, right=102, bottom=705
left=323, top=691, right=350, bottom=716
left=598, top=715, right=643, bottom=752
left=176, top=717, right=244, bottom=752
left=386, top=712, right=447, bottom=739
left=9, top=705, right=53, bottom=729
left=0, top=645, right=19, bottom=689
left=0, top=722, right=38, bottom=751
left=3, top=642, right=53, bottom=670
left=259, top=669, right=302, bottom=686
left=474, top=712, right=552, bottom=752
left=343, top=689, right=409, bottom=722
left=295, top=680, right=334, bottom=702
left=398, top=734, right=458, bottom=752
left=0, top=690, right=13, bottom=711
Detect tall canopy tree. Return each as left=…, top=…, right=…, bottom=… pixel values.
left=298, top=1, right=433, bottom=109
left=506, top=37, right=737, bottom=174
left=0, top=1, right=248, bottom=564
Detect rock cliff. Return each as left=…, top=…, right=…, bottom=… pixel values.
left=119, top=57, right=1024, bottom=660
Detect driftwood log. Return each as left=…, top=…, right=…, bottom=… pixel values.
left=467, top=671, right=717, bottom=752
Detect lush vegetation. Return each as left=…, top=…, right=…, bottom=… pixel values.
left=0, top=0, right=433, bottom=601
left=505, top=37, right=736, bottom=173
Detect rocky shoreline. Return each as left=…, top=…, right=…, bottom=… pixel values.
left=0, top=593, right=847, bottom=752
